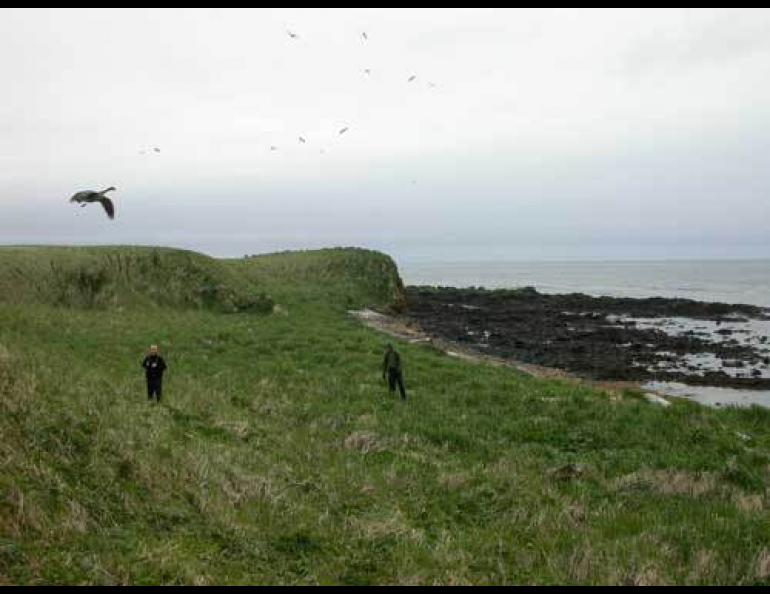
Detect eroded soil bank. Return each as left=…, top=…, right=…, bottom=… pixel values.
left=404, top=286, right=770, bottom=390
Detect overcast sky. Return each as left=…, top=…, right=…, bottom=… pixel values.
left=2, top=8, right=770, bottom=262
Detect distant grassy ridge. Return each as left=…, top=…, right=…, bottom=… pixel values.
left=0, top=246, right=405, bottom=314
left=0, top=246, right=272, bottom=313
left=230, top=248, right=406, bottom=311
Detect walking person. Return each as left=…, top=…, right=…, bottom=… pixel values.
left=382, top=344, right=407, bottom=400
left=142, top=344, right=167, bottom=402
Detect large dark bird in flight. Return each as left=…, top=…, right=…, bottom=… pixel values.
left=69, top=187, right=116, bottom=219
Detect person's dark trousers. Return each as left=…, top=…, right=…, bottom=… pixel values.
left=147, top=379, right=162, bottom=402
left=388, top=369, right=407, bottom=400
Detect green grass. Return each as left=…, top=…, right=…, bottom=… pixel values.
left=0, top=247, right=769, bottom=585
left=0, top=246, right=272, bottom=312
left=230, top=247, right=405, bottom=311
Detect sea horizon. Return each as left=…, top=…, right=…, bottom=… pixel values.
left=397, top=257, right=770, bottom=308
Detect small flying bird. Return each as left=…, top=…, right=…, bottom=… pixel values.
left=69, top=187, right=116, bottom=220
left=269, top=145, right=278, bottom=151
left=363, top=68, right=371, bottom=75
left=153, top=147, right=160, bottom=153
left=362, top=32, right=368, bottom=40
left=287, top=30, right=299, bottom=39
left=338, top=127, right=349, bottom=135
left=298, top=136, right=306, bottom=143
left=407, top=75, right=417, bottom=83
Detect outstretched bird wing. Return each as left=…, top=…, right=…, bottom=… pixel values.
left=99, top=196, right=115, bottom=219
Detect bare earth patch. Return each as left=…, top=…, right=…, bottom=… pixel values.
left=439, top=472, right=469, bottom=490
left=757, top=549, right=770, bottom=580
left=734, top=494, right=765, bottom=513
left=622, top=565, right=667, bottom=586
left=613, top=469, right=719, bottom=497
left=348, top=510, right=424, bottom=543
left=343, top=431, right=385, bottom=454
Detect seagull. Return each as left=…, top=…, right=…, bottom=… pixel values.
left=338, top=127, right=349, bottom=135
left=69, top=187, right=116, bottom=220
left=407, top=75, right=417, bottom=83
left=287, top=30, right=299, bottom=39
left=298, top=136, right=306, bottom=144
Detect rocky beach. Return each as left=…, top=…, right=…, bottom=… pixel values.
left=404, top=286, right=770, bottom=392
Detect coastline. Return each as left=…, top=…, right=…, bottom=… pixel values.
left=355, top=284, right=770, bottom=409
left=350, top=308, right=651, bottom=402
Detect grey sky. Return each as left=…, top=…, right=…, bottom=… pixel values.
left=1, top=8, right=770, bottom=261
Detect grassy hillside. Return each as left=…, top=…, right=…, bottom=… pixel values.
left=230, top=247, right=405, bottom=311
left=1, top=246, right=769, bottom=585
left=0, top=246, right=271, bottom=313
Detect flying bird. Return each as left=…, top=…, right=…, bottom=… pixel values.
left=363, top=68, right=371, bottom=75
left=287, top=30, right=299, bottom=39
left=407, top=75, right=417, bottom=83
left=338, top=127, right=349, bottom=135
left=269, top=145, right=278, bottom=151
left=153, top=147, right=160, bottom=153
left=298, top=136, right=306, bottom=144
left=362, top=32, right=368, bottom=40
left=69, top=187, right=116, bottom=220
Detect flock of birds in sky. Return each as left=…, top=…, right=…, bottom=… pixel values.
left=69, top=28, right=437, bottom=220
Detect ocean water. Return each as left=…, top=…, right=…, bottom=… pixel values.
left=398, top=258, right=770, bottom=408
left=399, top=259, right=770, bottom=308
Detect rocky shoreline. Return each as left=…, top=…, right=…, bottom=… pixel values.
left=403, top=286, right=770, bottom=390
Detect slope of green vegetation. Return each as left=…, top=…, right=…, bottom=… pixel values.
left=0, top=246, right=768, bottom=585
left=0, top=246, right=271, bottom=313
left=230, top=247, right=405, bottom=311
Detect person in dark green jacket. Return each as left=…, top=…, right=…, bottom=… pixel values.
left=382, top=344, right=407, bottom=400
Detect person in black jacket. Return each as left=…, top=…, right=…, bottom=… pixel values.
left=142, top=344, right=167, bottom=402
left=382, top=344, right=407, bottom=400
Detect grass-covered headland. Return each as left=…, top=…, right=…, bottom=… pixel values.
left=0, top=246, right=768, bottom=585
